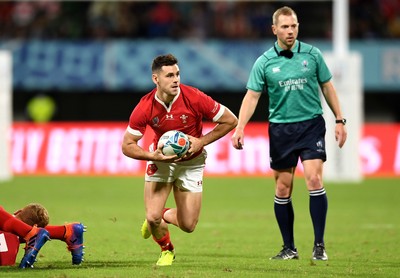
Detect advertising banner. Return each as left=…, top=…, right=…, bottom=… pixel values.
left=10, top=122, right=400, bottom=177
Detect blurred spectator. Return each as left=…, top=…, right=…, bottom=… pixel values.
left=173, top=2, right=208, bottom=39
left=247, top=3, right=274, bottom=39
left=30, top=1, right=61, bottom=38
left=11, top=1, right=36, bottom=38
left=0, top=2, right=14, bottom=38
left=57, top=2, right=90, bottom=39
left=210, top=2, right=253, bottom=39
left=0, top=1, right=398, bottom=40
left=349, top=0, right=388, bottom=38
left=114, top=2, right=140, bottom=38
left=87, top=2, right=119, bottom=39
left=379, top=0, right=400, bottom=37
left=146, top=2, right=178, bottom=38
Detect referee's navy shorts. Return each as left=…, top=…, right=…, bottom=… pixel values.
left=268, top=115, right=327, bottom=170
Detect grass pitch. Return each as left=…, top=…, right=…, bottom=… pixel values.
left=0, top=176, right=399, bottom=277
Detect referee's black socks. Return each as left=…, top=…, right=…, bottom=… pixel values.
left=274, top=196, right=295, bottom=250
left=309, top=188, right=328, bottom=245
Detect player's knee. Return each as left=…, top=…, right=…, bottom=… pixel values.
left=179, top=220, right=198, bottom=233
left=180, top=225, right=196, bottom=233
left=146, top=213, right=163, bottom=227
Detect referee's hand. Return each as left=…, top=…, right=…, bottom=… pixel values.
left=335, top=124, right=347, bottom=148
left=231, top=130, right=244, bottom=150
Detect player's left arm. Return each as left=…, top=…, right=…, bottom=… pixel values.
left=320, top=81, right=347, bottom=148
left=188, top=106, right=238, bottom=154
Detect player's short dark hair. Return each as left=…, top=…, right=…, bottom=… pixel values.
left=15, top=203, right=49, bottom=227
left=152, top=54, right=178, bottom=73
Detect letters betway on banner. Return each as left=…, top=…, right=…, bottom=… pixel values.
left=9, top=122, right=400, bottom=176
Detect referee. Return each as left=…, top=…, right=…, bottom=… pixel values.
left=231, top=6, right=347, bottom=261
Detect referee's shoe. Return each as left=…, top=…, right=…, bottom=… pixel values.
left=270, top=246, right=299, bottom=260
left=312, top=243, right=328, bottom=261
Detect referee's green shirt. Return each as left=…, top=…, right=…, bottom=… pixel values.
left=247, top=40, right=332, bottom=123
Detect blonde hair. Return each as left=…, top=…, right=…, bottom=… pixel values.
left=272, top=6, right=297, bottom=25
left=15, top=203, right=49, bottom=227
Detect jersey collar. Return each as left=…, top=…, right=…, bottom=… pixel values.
left=273, top=40, right=301, bottom=57
left=154, top=87, right=181, bottom=112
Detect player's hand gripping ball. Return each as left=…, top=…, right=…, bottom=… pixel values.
left=158, top=130, right=190, bottom=158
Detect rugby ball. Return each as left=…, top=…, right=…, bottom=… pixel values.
left=157, top=130, right=190, bottom=157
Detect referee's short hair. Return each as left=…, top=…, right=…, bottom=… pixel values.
left=272, top=6, right=297, bottom=25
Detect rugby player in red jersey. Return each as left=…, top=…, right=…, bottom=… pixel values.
left=0, top=203, right=85, bottom=267
left=122, top=53, right=238, bottom=266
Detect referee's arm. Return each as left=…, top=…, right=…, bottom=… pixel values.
left=231, top=89, right=261, bottom=149
left=320, top=81, right=347, bottom=148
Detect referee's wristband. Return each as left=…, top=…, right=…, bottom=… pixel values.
left=335, top=118, right=346, bottom=125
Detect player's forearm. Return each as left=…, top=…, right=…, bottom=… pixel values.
left=122, top=139, right=154, bottom=161
left=201, top=121, right=236, bottom=147
left=200, top=108, right=238, bottom=146
left=122, top=131, right=153, bottom=161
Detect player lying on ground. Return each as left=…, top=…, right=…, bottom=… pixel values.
left=0, top=203, right=86, bottom=268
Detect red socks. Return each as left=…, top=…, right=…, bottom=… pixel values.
left=154, top=232, right=174, bottom=251
left=151, top=208, right=174, bottom=251
left=162, top=208, right=171, bottom=224
left=45, top=225, right=66, bottom=240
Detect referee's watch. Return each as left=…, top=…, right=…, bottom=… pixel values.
left=335, top=118, right=346, bottom=125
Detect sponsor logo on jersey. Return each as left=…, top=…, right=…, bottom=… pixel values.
left=279, top=78, right=308, bottom=92
left=272, top=67, right=281, bottom=73
left=165, top=114, right=173, bottom=120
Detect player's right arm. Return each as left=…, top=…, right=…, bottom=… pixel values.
left=231, top=89, right=261, bottom=150
left=122, top=97, right=177, bottom=162
left=122, top=131, right=177, bottom=162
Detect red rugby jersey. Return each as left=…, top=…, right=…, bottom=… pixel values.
left=127, top=84, right=224, bottom=148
